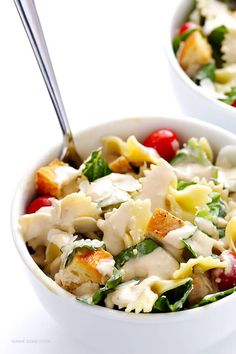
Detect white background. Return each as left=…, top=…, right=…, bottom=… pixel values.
left=1, top=1, right=235, bottom=353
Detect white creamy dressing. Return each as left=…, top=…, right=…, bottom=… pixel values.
left=203, top=13, right=236, bottom=35
left=54, top=166, right=79, bottom=186
left=199, top=78, right=226, bottom=99
left=121, top=247, right=179, bottom=281
left=186, top=230, right=220, bottom=257
left=163, top=223, right=197, bottom=249
left=174, top=163, right=215, bottom=181
left=194, top=217, right=219, bottom=239
left=47, top=228, right=74, bottom=249
left=136, top=159, right=176, bottom=211
left=96, top=258, right=115, bottom=278
left=218, top=168, right=236, bottom=192
left=55, top=268, right=81, bottom=286
left=105, top=277, right=159, bottom=313
left=79, top=173, right=141, bottom=207
left=73, top=281, right=99, bottom=298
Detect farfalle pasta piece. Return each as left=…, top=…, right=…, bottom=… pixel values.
left=97, top=199, right=151, bottom=256
left=102, top=135, right=159, bottom=166
left=60, top=193, right=101, bottom=233
left=105, top=276, right=191, bottom=313
left=225, top=216, right=236, bottom=251
left=196, top=0, right=229, bottom=20
left=168, top=184, right=212, bottom=222
left=136, top=159, right=177, bottom=211
left=173, top=256, right=227, bottom=279
left=19, top=198, right=61, bottom=247
left=222, top=29, right=236, bottom=66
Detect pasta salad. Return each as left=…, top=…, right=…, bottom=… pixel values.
left=19, top=128, right=236, bottom=313
left=173, top=0, right=236, bottom=107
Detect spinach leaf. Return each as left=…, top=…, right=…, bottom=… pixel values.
left=153, top=280, right=193, bottom=312
left=207, top=192, right=227, bottom=218
left=182, top=239, right=198, bottom=258
left=172, top=29, right=197, bottom=54
left=208, top=25, right=228, bottom=67
left=194, top=62, right=216, bottom=84
left=77, top=267, right=123, bottom=305
left=171, top=137, right=211, bottom=166
left=220, top=87, right=236, bottom=105
left=115, top=239, right=159, bottom=269
left=194, top=286, right=236, bottom=307
left=82, top=148, right=111, bottom=182
left=177, top=180, right=197, bottom=191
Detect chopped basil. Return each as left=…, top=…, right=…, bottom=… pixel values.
left=208, top=25, right=228, bottom=67
left=194, top=286, right=236, bottom=307
left=115, top=239, right=159, bottom=269
left=208, top=192, right=227, bottom=218
left=172, top=29, right=197, bottom=54
left=177, top=180, right=197, bottom=191
left=194, top=62, right=216, bottom=84
left=82, top=148, right=112, bottom=182
left=153, top=280, right=193, bottom=312
left=182, top=239, right=198, bottom=258
left=77, top=267, right=123, bottom=305
left=220, top=87, right=236, bottom=105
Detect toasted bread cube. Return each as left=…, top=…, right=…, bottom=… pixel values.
left=36, top=159, right=79, bottom=198
left=146, top=208, right=184, bottom=240
left=109, top=156, right=132, bottom=173
left=66, top=248, right=113, bottom=285
left=178, top=31, right=212, bottom=78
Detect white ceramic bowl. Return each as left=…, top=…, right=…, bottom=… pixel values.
left=165, top=0, right=236, bottom=133
left=11, top=116, right=236, bottom=354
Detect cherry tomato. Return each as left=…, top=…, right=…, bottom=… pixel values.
left=26, top=196, right=52, bottom=214
left=211, top=251, right=236, bottom=291
left=178, top=22, right=197, bottom=35
left=232, top=100, right=236, bottom=108
left=143, top=129, right=180, bottom=161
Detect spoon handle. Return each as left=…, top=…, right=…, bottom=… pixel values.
left=14, top=0, right=72, bottom=142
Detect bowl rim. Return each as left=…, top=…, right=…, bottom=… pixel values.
left=165, top=0, right=236, bottom=115
left=11, top=115, right=236, bottom=323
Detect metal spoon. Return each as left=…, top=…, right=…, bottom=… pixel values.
left=14, top=0, right=82, bottom=168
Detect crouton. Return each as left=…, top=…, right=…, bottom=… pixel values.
left=109, top=156, right=133, bottom=174
left=178, top=31, right=212, bottom=78
left=146, top=208, right=184, bottom=240
left=36, top=159, right=79, bottom=198
left=66, top=248, right=113, bottom=285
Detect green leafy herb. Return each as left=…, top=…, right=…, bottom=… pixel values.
left=208, top=25, right=228, bottom=67
left=220, top=87, right=236, bottom=105
left=207, top=192, right=227, bottom=218
left=177, top=180, right=197, bottom=191
left=194, top=286, right=236, bottom=307
left=171, top=137, right=211, bottom=166
left=153, top=280, right=193, bottom=312
left=115, top=239, right=159, bottom=269
left=82, top=148, right=112, bottom=182
left=194, top=62, right=216, bottom=84
left=182, top=239, right=198, bottom=258
left=172, top=29, right=197, bottom=54
left=77, top=267, right=123, bottom=305
left=64, top=240, right=105, bottom=268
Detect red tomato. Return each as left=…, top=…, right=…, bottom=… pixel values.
left=178, top=22, right=197, bottom=35
left=143, top=129, right=180, bottom=161
left=232, top=100, right=236, bottom=107
left=26, top=196, right=52, bottom=214
left=211, top=251, right=236, bottom=291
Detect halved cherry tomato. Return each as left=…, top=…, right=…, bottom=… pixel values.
left=232, top=100, right=236, bottom=108
left=143, top=128, right=180, bottom=162
left=178, top=22, right=197, bottom=35
left=211, top=251, right=236, bottom=291
left=26, top=196, right=52, bottom=214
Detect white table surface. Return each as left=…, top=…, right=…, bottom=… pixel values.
left=1, top=1, right=235, bottom=353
